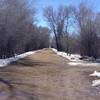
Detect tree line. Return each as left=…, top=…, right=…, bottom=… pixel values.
left=44, top=2, right=100, bottom=59
left=0, top=0, right=100, bottom=59
left=0, top=0, right=49, bottom=58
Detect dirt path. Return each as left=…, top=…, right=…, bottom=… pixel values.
left=0, top=48, right=100, bottom=100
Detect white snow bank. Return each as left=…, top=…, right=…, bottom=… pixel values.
left=90, top=71, right=100, bottom=86
left=52, top=48, right=81, bottom=61
left=52, top=48, right=58, bottom=53
left=90, top=71, right=100, bottom=77
left=52, top=48, right=100, bottom=66
left=91, top=80, right=100, bottom=86
left=0, top=50, right=39, bottom=67
left=68, top=62, right=100, bottom=66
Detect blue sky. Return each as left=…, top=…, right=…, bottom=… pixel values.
left=33, top=0, right=100, bottom=27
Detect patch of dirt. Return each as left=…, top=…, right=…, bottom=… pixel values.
left=0, top=48, right=100, bottom=100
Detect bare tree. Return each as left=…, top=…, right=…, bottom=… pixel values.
left=95, top=13, right=100, bottom=56
left=25, top=26, right=49, bottom=51
left=75, top=2, right=98, bottom=58
left=44, top=6, right=73, bottom=53
left=0, top=0, right=35, bottom=58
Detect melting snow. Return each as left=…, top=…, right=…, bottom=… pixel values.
left=52, top=48, right=100, bottom=66
left=52, top=48, right=81, bottom=61
left=90, top=71, right=100, bottom=86
left=92, top=80, right=100, bottom=86
left=90, top=71, right=100, bottom=77
left=0, top=50, right=39, bottom=67
left=68, top=62, right=100, bottom=66
left=52, top=48, right=100, bottom=87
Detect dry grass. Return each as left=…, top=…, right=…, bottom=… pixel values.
left=0, top=48, right=100, bottom=100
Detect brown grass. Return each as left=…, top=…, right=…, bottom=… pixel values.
left=0, top=48, right=100, bottom=100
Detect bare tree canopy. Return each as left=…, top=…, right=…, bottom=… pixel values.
left=75, top=2, right=99, bottom=58
left=0, top=0, right=100, bottom=59
left=0, top=0, right=49, bottom=58
left=44, top=5, right=74, bottom=54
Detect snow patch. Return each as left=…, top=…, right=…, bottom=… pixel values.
left=90, top=71, right=100, bottom=77
left=52, top=48, right=58, bottom=53
left=51, top=48, right=81, bottom=61
left=0, top=50, right=39, bottom=67
left=68, top=62, right=100, bottom=66
left=52, top=48, right=100, bottom=87
left=90, top=71, right=100, bottom=86
left=52, top=48, right=100, bottom=66
left=92, top=80, right=100, bottom=86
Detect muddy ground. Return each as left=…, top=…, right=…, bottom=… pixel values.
left=0, top=48, right=100, bottom=100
